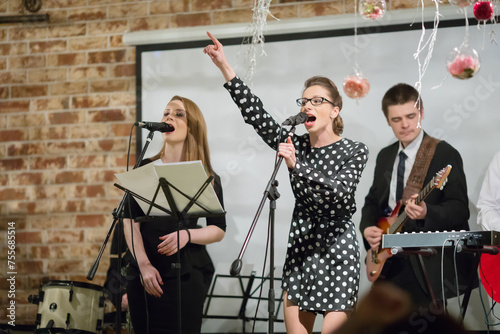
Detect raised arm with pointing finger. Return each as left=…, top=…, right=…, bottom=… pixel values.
left=203, top=32, right=236, bottom=82
left=204, top=32, right=369, bottom=334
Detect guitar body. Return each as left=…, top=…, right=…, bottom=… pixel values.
left=366, top=248, right=392, bottom=282
left=364, top=165, right=451, bottom=283
left=365, top=203, right=401, bottom=282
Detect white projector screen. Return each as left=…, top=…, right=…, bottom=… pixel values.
left=135, top=18, right=500, bottom=333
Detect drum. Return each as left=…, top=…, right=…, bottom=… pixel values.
left=34, top=280, right=105, bottom=334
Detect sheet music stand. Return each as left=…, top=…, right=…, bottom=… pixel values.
left=203, top=271, right=284, bottom=333
left=115, top=162, right=225, bottom=334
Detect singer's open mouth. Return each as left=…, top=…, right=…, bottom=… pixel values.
left=305, top=115, right=316, bottom=126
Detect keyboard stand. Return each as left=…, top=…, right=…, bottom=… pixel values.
left=392, top=245, right=498, bottom=321
left=392, top=247, right=441, bottom=310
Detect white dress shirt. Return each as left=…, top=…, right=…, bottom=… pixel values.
left=477, top=151, right=500, bottom=231
left=388, top=130, right=424, bottom=212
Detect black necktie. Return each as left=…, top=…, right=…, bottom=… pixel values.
left=396, top=151, right=407, bottom=203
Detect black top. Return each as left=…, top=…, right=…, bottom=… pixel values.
left=359, top=133, right=473, bottom=300
left=123, top=158, right=226, bottom=278
left=360, top=135, right=470, bottom=243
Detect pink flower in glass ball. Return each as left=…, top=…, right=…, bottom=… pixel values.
left=473, top=1, right=494, bottom=21
left=343, top=74, right=370, bottom=99
left=447, top=54, right=480, bottom=79
left=369, top=7, right=383, bottom=19
left=359, top=0, right=386, bottom=20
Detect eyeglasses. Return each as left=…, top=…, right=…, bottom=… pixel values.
left=296, top=97, right=336, bottom=107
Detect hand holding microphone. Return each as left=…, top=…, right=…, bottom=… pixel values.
left=279, top=112, right=306, bottom=169
left=279, top=136, right=296, bottom=169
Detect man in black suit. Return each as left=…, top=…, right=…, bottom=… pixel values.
left=360, top=83, right=472, bottom=307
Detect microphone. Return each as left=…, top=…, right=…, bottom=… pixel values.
left=230, top=259, right=242, bottom=276
left=135, top=121, right=173, bottom=133
left=282, top=112, right=308, bottom=126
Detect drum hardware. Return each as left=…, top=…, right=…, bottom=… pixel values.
left=46, top=320, right=54, bottom=333
left=28, top=290, right=44, bottom=304
left=29, top=280, right=105, bottom=334
left=0, top=323, right=37, bottom=333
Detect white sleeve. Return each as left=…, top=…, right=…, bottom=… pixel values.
left=477, top=151, right=500, bottom=231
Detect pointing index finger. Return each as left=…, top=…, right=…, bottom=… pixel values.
left=206, top=31, right=221, bottom=50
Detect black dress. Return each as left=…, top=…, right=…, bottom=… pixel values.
left=123, top=158, right=226, bottom=334
left=224, top=76, right=368, bottom=312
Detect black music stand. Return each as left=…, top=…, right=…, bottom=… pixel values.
left=115, top=161, right=225, bottom=334
left=203, top=271, right=284, bottom=333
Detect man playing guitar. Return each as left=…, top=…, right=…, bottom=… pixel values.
left=360, top=83, right=472, bottom=308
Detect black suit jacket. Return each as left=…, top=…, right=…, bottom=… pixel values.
left=360, top=133, right=474, bottom=302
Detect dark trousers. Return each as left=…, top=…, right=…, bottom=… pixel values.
left=378, top=255, right=437, bottom=308
left=127, top=269, right=206, bottom=334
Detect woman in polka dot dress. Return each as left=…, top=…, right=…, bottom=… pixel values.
left=204, top=32, right=369, bottom=333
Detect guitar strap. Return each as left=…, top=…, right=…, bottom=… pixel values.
left=402, top=134, right=442, bottom=301
left=401, top=134, right=441, bottom=204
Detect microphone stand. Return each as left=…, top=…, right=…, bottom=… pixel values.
left=230, top=124, right=299, bottom=334
left=87, top=130, right=156, bottom=334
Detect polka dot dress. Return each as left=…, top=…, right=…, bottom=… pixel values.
left=224, top=76, right=369, bottom=312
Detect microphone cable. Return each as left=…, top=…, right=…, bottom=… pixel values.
left=441, top=238, right=451, bottom=315
left=453, top=238, right=462, bottom=316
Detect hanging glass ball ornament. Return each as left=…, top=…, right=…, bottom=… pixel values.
left=358, top=0, right=386, bottom=20
left=446, top=44, right=480, bottom=79
left=343, top=72, right=370, bottom=99
left=449, top=0, right=472, bottom=7
left=473, top=1, right=494, bottom=21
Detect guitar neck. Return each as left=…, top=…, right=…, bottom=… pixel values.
left=387, top=178, right=434, bottom=234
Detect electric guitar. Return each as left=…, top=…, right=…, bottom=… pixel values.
left=366, top=165, right=452, bottom=282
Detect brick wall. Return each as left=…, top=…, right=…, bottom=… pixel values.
left=0, top=0, right=434, bottom=325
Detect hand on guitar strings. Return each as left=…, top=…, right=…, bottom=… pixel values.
left=363, top=225, right=384, bottom=249
left=404, top=194, right=427, bottom=220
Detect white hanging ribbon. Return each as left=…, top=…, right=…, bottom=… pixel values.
left=413, top=0, right=442, bottom=100
left=244, top=0, right=278, bottom=85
